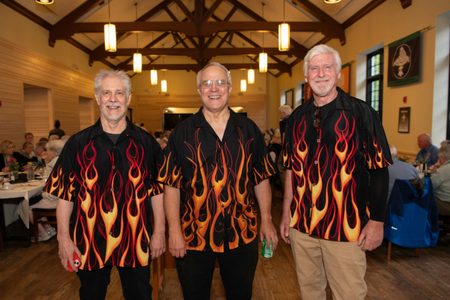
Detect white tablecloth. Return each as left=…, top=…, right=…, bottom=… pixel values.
left=0, top=181, right=45, bottom=229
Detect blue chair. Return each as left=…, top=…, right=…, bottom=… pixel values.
left=384, top=178, right=439, bottom=260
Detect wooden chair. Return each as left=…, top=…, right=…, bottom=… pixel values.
left=32, top=208, right=57, bottom=244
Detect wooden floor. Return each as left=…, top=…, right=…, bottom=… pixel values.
left=1, top=186, right=450, bottom=300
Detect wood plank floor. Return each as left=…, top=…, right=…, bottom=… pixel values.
left=1, top=186, right=450, bottom=300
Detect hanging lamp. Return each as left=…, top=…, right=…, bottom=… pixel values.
left=150, top=34, right=158, bottom=85
left=133, top=3, right=142, bottom=73
left=278, top=0, right=290, bottom=51
left=248, top=34, right=255, bottom=84
left=35, top=0, right=54, bottom=4
left=161, top=50, right=167, bottom=92
left=104, top=0, right=116, bottom=52
left=259, top=3, right=268, bottom=73
left=241, top=56, right=247, bottom=92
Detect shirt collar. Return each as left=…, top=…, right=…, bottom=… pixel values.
left=192, top=106, right=244, bottom=128
left=297, top=86, right=351, bottom=116
left=89, top=117, right=139, bottom=140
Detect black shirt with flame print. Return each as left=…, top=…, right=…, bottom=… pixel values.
left=283, top=87, right=392, bottom=242
left=44, top=119, right=164, bottom=270
left=159, top=107, right=276, bottom=252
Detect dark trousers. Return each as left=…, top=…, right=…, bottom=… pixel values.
left=175, top=238, right=259, bottom=300
left=77, top=265, right=152, bottom=300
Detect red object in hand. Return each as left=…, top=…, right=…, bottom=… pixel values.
left=68, top=253, right=81, bottom=272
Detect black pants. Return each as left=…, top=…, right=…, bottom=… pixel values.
left=175, top=238, right=259, bottom=300
left=77, top=265, right=152, bottom=300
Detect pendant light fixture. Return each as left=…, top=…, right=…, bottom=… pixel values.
left=35, top=0, right=54, bottom=4
left=133, top=3, right=142, bottom=73
left=241, top=56, right=247, bottom=92
left=248, top=34, right=255, bottom=84
left=104, top=0, right=116, bottom=52
left=161, top=48, right=167, bottom=93
left=324, top=0, right=341, bottom=3
left=150, top=33, right=158, bottom=85
left=259, top=3, right=268, bottom=73
left=278, top=0, right=290, bottom=51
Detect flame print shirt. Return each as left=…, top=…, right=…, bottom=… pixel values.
left=283, top=87, right=392, bottom=242
left=159, top=107, right=276, bottom=252
left=44, top=119, right=164, bottom=270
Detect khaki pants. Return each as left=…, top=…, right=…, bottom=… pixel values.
left=436, top=197, right=450, bottom=216
left=289, top=229, right=367, bottom=300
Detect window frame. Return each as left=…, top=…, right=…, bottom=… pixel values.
left=366, top=48, right=384, bottom=120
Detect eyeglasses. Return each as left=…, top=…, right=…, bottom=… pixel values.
left=313, top=106, right=321, bottom=129
left=200, top=79, right=228, bottom=89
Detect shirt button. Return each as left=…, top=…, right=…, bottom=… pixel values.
left=110, top=188, right=114, bottom=192
left=314, top=160, right=318, bottom=164
left=222, top=204, right=224, bottom=208
left=317, top=139, right=320, bottom=143
left=219, top=222, right=223, bottom=226
left=109, top=231, right=113, bottom=235
left=112, top=165, right=116, bottom=169
left=221, top=185, right=224, bottom=188
left=312, top=183, right=316, bottom=187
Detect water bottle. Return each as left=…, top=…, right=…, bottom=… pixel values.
left=9, top=171, right=15, bottom=183
left=261, top=238, right=273, bottom=258
left=27, top=162, right=35, bottom=181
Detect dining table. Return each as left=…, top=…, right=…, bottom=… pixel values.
left=0, top=180, right=45, bottom=241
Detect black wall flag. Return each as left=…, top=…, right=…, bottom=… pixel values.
left=388, top=31, right=421, bottom=87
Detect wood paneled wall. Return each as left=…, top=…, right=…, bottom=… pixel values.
left=24, top=89, right=51, bottom=140
left=134, top=94, right=267, bottom=132
left=0, top=37, right=95, bottom=147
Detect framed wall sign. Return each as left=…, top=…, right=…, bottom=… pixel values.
left=398, top=107, right=410, bottom=133
left=285, top=89, right=294, bottom=108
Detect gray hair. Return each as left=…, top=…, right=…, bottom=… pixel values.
left=389, top=144, right=398, bottom=158
left=197, top=62, right=232, bottom=87
left=46, top=140, right=66, bottom=156
left=36, top=141, right=47, bottom=150
left=22, top=141, right=33, bottom=150
left=94, top=69, right=131, bottom=99
left=438, top=144, right=450, bottom=160
left=303, top=44, right=342, bottom=77
left=279, top=105, right=292, bottom=116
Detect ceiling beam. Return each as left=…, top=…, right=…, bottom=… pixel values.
left=89, top=0, right=174, bottom=65
left=91, top=47, right=305, bottom=61
left=202, top=0, right=224, bottom=23
left=120, top=63, right=288, bottom=72
left=173, top=0, right=196, bottom=23
left=0, top=0, right=52, bottom=30
left=342, top=0, right=386, bottom=29
left=50, top=21, right=340, bottom=40
left=290, top=0, right=346, bottom=45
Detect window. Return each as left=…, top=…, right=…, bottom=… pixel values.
left=366, top=49, right=384, bottom=120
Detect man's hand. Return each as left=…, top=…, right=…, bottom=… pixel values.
left=279, top=212, right=291, bottom=244
left=58, top=235, right=82, bottom=272
left=260, top=219, right=279, bottom=251
left=168, top=230, right=187, bottom=258
left=358, top=220, right=384, bottom=251
left=150, top=231, right=166, bottom=259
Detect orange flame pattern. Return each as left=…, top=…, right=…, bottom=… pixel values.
left=160, top=128, right=275, bottom=252
left=285, top=111, right=390, bottom=241
left=45, top=139, right=162, bottom=270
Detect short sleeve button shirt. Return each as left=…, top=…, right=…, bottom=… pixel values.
left=159, top=107, right=276, bottom=252
left=283, top=88, right=392, bottom=242
left=44, top=118, right=164, bottom=271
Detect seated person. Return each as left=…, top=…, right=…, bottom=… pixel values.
left=269, top=132, right=282, bottom=164
left=18, top=141, right=35, bottom=160
left=416, top=133, right=438, bottom=167
left=431, top=144, right=450, bottom=216
left=0, top=140, right=30, bottom=172
left=29, top=139, right=66, bottom=242
left=35, top=141, right=47, bottom=169
left=24, top=132, right=36, bottom=157
left=388, top=144, right=419, bottom=200
left=49, top=134, right=59, bottom=141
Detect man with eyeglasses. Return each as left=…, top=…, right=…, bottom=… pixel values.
left=160, top=62, right=278, bottom=300
left=280, top=45, right=392, bottom=300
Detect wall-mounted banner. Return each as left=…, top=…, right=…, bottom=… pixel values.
left=388, top=31, right=421, bottom=87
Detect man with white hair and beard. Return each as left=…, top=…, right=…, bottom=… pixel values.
left=45, top=69, right=165, bottom=300
left=280, top=45, right=392, bottom=300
